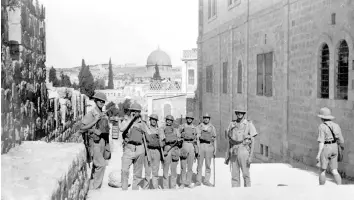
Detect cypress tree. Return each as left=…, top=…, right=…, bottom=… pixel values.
left=108, top=58, right=114, bottom=89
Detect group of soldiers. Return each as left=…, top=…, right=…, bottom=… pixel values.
left=77, top=91, right=346, bottom=191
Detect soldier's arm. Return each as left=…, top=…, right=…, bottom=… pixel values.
left=317, top=125, right=325, bottom=158
left=212, top=125, right=217, bottom=154
left=336, top=124, right=344, bottom=145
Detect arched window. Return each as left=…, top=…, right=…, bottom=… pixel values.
left=237, top=60, right=242, bottom=94
left=319, top=44, right=329, bottom=99
left=335, top=40, right=349, bottom=100
left=164, top=104, right=171, bottom=117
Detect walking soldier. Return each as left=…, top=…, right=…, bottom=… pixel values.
left=142, top=114, right=164, bottom=189
left=79, top=92, right=109, bottom=190
left=226, top=107, right=257, bottom=187
left=179, top=112, right=198, bottom=189
left=160, top=115, right=182, bottom=189
left=119, top=102, right=151, bottom=190
left=316, top=107, right=344, bottom=185
left=195, top=113, right=216, bottom=187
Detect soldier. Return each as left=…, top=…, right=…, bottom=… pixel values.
left=160, top=115, right=182, bottom=189
left=226, top=108, right=257, bottom=187
left=78, top=92, right=108, bottom=190
left=195, top=113, right=216, bottom=187
left=316, top=107, right=344, bottom=185
left=142, top=114, right=164, bottom=189
left=179, top=112, right=198, bottom=189
left=119, top=103, right=151, bottom=190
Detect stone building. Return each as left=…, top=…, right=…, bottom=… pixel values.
left=197, top=0, right=354, bottom=178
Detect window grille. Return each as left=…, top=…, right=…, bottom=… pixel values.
left=336, top=40, right=349, bottom=100
left=319, top=44, right=329, bottom=99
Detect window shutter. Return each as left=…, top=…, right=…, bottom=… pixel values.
left=257, top=54, right=264, bottom=95
left=223, top=62, right=228, bottom=93
left=264, top=52, right=273, bottom=97
left=237, top=61, right=242, bottom=94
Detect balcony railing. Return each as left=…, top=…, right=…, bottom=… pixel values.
left=149, top=80, right=181, bottom=91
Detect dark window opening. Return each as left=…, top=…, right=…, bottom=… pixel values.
left=319, top=44, right=330, bottom=99
left=336, top=40, right=349, bottom=100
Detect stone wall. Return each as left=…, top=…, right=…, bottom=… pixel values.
left=1, top=141, right=90, bottom=200
left=198, top=0, right=354, bottom=178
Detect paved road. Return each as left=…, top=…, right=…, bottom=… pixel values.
left=87, top=137, right=354, bottom=200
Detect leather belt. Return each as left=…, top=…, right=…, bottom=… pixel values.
left=324, top=140, right=336, bottom=144
left=200, top=140, right=211, bottom=144
left=148, top=146, right=160, bottom=150
left=128, top=141, right=142, bottom=146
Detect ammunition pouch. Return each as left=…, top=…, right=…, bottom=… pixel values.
left=180, top=148, right=189, bottom=159
left=171, top=147, right=180, bottom=162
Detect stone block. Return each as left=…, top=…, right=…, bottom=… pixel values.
left=1, top=141, right=88, bottom=200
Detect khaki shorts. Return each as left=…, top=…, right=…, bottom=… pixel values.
left=320, top=143, right=338, bottom=170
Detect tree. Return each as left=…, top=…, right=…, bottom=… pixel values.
left=153, top=64, right=161, bottom=80
left=60, top=72, right=72, bottom=87
left=117, top=99, right=131, bottom=117
left=80, top=65, right=95, bottom=98
left=107, top=58, right=114, bottom=89
left=94, top=78, right=105, bottom=90
left=78, top=59, right=86, bottom=87
left=48, top=66, right=60, bottom=86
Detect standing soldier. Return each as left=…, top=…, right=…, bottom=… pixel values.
left=316, top=107, right=344, bottom=185
left=226, top=108, right=257, bottom=187
left=160, top=115, right=182, bottom=189
left=142, top=114, right=164, bottom=189
left=179, top=112, right=198, bottom=188
left=119, top=103, right=150, bottom=190
left=196, top=113, right=216, bottom=187
left=78, top=92, right=108, bottom=190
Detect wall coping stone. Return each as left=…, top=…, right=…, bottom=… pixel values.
left=1, top=141, right=87, bottom=200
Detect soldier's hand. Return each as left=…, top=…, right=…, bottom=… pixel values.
left=316, top=154, right=320, bottom=162
left=247, top=156, right=252, bottom=164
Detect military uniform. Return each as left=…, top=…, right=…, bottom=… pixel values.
left=80, top=92, right=109, bottom=190
left=196, top=113, right=216, bottom=186
left=142, top=114, right=163, bottom=189
left=316, top=107, right=344, bottom=185
left=120, top=103, right=149, bottom=190
left=227, top=117, right=257, bottom=187
left=179, top=112, right=198, bottom=188
left=160, top=115, right=181, bottom=189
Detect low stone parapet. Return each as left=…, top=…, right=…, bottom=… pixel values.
left=1, top=141, right=90, bottom=200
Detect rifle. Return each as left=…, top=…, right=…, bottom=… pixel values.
left=141, top=120, right=152, bottom=167
left=213, top=154, right=216, bottom=187
left=163, top=140, right=183, bottom=157
left=224, top=122, right=233, bottom=165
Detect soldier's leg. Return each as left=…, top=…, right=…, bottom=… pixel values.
left=238, top=146, right=251, bottom=187
left=230, top=154, right=241, bottom=187
left=319, top=147, right=330, bottom=185
left=170, top=160, right=178, bottom=189
left=151, top=149, right=161, bottom=189
left=90, top=165, right=106, bottom=189
left=121, top=145, right=134, bottom=190
left=203, top=143, right=213, bottom=185
left=142, top=152, right=151, bottom=189
left=180, top=144, right=188, bottom=186
left=132, top=146, right=145, bottom=190
left=163, top=152, right=172, bottom=189
left=329, top=146, right=341, bottom=185
left=196, top=144, right=205, bottom=185
left=186, top=143, right=195, bottom=186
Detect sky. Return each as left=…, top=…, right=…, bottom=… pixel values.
left=40, top=0, right=198, bottom=68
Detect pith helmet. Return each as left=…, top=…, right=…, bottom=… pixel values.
left=129, top=103, right=142, bottom=111
left=165, top=115, right=174, bottom=121
left=186, top=112, right=194, bottom=119
left=203, top=113, right=211, bottom=118
left=92, top=92, right=107, bottom=102
left=317, top=107, right=334, bottom=120
left=234, top=107, right=247, bottom=114
left=149, top=114, right=159, bottom=121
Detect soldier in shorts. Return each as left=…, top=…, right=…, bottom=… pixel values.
left=316, top=107, right=344, bottom=185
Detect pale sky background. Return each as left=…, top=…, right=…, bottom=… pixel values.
left=40, top=0, right=198, bottom=69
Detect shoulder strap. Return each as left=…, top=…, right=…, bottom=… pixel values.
left=323, top=123, right=337, bottom=142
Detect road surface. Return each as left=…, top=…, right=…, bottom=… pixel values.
left=87, top=136, right=354, bottom=200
